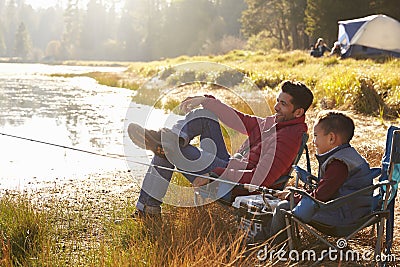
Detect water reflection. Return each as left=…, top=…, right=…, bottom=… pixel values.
left=0, top=63, right=150, bottom=189
left=1, top=76, right=123, bottom=148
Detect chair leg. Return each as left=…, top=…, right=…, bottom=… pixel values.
left=294, top=220, right=300, bottom=246
left=290, top=217, right=341, bottom=266
left=375, top=217, right=386, bottom=258
left=285, top=215, right=294, bottom=251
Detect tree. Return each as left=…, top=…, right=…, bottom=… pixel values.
left=4, top=0, right=18, bottom=55
left=62, top=0, right=81, bottom=59
left=35, top=7, right=64, bottom=52
left=14, top=21, right=31, bottom=58
left=287, top=0, right=308, bottom=49
left=160, top=0, right=219, bottom=58
left=216, top=0, right=247, bottom=37
left=241, top=0, right=268, bottom=39
left=305, top=0, right=371, bottom=46
left=79, top=0, right=108, bottom=59
left=370, top=0, right=400, bottom=21
left=141, top=0, right=167, bottom=60
left=241, top=0, right=307, bottom=50
left=117, top=0, right=155, bottom=61
left=45, top=40, right=62, bottom=60
left=0, top=30, right=6, bottom=56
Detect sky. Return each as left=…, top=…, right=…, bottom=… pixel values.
left=24, top=0, right=64, bottom=10
left=23, top=0, right=124, bottom=11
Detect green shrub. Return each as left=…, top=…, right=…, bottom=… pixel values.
left=215, top=69, right=244, bottom=87
left=353, top=77, right=386, bottom=115
left=159, top=66, right=176, bottom=80
left=163, top=98, right=181, bottom=112
left=316, top=70, right=359, bottom=109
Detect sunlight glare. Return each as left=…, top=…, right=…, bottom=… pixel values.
left=24, top=0, right=62, bottom=10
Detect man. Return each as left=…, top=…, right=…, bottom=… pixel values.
left=128, top=80, right=314, bottom=217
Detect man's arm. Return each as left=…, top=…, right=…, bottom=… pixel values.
left=249, top=129, right=302, bottom=187
left=211, top=128, right=303, bottom=188
left=181, top=95, right=262, bottom=135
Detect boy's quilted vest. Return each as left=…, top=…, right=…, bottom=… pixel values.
left=312, top=146, right=374, bottom=226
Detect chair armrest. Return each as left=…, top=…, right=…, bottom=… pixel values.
left=288, top=180, right=393, bottom=211
left=325, top=180, right=393, bottom=209
left=293, top=166, right=318, bottom=188
left=286, top=186, right=325, bottom=208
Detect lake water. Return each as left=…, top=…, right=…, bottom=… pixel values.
left=0, top=63, right=178, bottom=190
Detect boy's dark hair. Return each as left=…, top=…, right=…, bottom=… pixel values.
left=316, top=111, right=355, bottom=143
left=281, top=80, right=314, bottom=112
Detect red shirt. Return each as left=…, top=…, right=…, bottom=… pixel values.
left=293, top=159, right=349, bottom=203
left=312, top=159, right=349, bottom=201
left=202, top=97, right=307, bottom=188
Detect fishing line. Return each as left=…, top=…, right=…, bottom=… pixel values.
left=0, top=131, right=274, bottom=193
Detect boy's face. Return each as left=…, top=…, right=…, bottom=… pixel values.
left=274, top=92, right=302, bottom=122
left=313, top=123, right=335, bottom=155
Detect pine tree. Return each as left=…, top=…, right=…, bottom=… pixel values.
left=14, top=22, right=31, bottom=59
left=241, top=0, right=307, bottom=50
left=62, top=0, right=81, bottom=59
left=0, top=30, right=6, bottom=56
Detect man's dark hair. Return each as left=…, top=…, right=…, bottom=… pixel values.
left=281, top=80, right=314, bottom=112
left=316, top=111, right=355, bottom=143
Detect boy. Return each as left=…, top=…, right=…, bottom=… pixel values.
left=270, top=111, right=375, bottom=243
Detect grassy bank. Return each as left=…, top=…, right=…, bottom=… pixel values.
left=91, top=49, right=399, bottom=120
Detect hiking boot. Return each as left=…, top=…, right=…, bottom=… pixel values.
left=128, top=123, right=187, bottom=157
left=128, top=123, right=166, bottom=158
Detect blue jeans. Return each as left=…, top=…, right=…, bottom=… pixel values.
left=136, top=109, right=231, bottom=213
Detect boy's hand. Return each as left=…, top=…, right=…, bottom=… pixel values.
left=180, top=96, right=206, bottom=113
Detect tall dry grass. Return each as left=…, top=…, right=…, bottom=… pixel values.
left=1, top=194, right=263, bottom=266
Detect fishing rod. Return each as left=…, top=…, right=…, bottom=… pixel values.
left=0, top=132, right=276, bottom=194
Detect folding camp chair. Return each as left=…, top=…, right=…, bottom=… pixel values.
left=193, top=132, right=310, bottom=206
left=283, top=126, right=400, bottom=266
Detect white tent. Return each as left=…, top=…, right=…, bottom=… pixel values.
left=338, top=14, right=400, bottom=58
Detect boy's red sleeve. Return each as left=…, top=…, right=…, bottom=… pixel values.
left=286, top=159, right=349, bottom=203
left=312, top=159, right=348, bottom=201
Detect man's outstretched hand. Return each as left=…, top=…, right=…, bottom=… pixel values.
left=180, top=96, right=207, bottom=113
left=273, top=190, right=290, bottom=200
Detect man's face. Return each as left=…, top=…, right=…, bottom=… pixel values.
left=273, top=92, right=299, bottom=122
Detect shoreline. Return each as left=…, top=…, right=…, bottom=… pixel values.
left=1, top=169, right=145, bottom=216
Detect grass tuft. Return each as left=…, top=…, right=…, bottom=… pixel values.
left=0, top=193, right=50, bottom=266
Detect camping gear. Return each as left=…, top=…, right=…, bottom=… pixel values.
left=232, top=193, right=279, bottom=242
left=338, top=14, right=400, bottom=58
